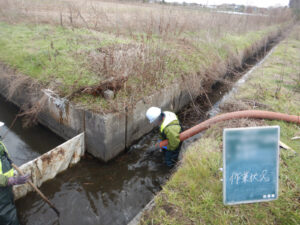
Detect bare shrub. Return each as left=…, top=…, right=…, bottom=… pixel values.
left=0, top=63, right=40, bottom=101
left=87, top=42, right=169, bottom=94
left=0, top=63, right=46, bottom=127
left=18, top=94, right=48, bottom=127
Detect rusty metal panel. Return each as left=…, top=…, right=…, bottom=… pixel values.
left=13, top=133, right=85, bottom=200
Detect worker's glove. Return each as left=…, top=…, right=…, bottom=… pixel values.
left=7, top=174, right=30, bottom=186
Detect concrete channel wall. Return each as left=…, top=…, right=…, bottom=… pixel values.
left=0, top=29, right=282, bottom=162
left=13, top=133, right=85, bottom=200
left=0, top=65, right=191, bottom=161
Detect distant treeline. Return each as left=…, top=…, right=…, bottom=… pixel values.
left=290, top=0, right=300, bottom=8
left=290, top=0, right=300, bottom=19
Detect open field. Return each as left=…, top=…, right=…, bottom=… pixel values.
left=140, top=24, right=300, bottom=225
left=0, top=0, right=293, bottom=112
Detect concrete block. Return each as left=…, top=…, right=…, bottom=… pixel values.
left=84, top=110, right=126, bottom=161
left=125, top=82, right=191, bottom=148
left=39, top=90, right=84, bottom=140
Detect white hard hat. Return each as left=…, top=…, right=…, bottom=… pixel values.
left=0, top=122, right=4, bottom=128
left=146, top=107, right=162, bottom=123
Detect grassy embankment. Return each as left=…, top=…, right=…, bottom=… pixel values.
left=140, top=25, right=300, bottom=224
left=0, top=0, right=292, bottom=112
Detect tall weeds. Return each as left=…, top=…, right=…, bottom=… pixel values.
left=0, top=0, right=292, bottom=39
left=0, top=0, right=293, bottom=113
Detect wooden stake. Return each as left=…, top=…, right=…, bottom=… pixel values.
left=12, top=164, right=60, bottom=216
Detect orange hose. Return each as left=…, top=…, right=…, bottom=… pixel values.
left=159, top=110, right=300, bottom=148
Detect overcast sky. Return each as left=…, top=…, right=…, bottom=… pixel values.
left=165, top=0, right=289, bottom=8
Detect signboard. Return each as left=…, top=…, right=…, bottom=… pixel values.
left=223, top=126, right=280, bottom=205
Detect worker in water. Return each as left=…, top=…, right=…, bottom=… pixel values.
left=146, top=107, right=182, bottom=168
left=0, top=121, right=30, bottom=225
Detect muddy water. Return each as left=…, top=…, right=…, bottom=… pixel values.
left=16, top=132, right=168, bottom=225
left=14, top=38, right=279, bottom=225
left=0, top=95, right=64, bottom=166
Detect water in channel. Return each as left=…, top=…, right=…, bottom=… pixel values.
left=0, top=95, right=64, bottom=166
left=1, top=38, right=278, bottom=225
left=16, top=133, right=168, bottom=225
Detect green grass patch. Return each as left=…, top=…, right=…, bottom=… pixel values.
left=0, top=22, right=130, bottom=95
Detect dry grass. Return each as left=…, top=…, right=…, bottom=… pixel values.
left=0, top=0, right=292, bottom=39
left=18, top=94, right=48, bottom=127
left=0, top=62, right=48, bottom=126
left=0, top=0, right=294, bottom=113
left=0, top=62, right=39, bottom=101
left=87, top=42, right=169, bottom=90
